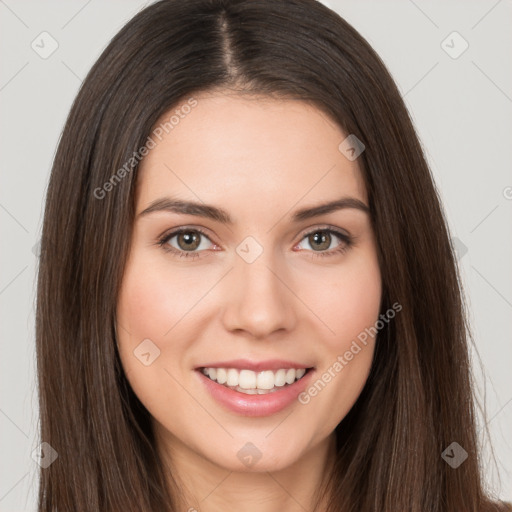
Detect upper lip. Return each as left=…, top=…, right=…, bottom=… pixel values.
left=196, top=359, right=314, bottom=372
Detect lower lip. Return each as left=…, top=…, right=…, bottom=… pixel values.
left=197, top=369, right=315, bottom=417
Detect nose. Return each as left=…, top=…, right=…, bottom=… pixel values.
left=220, top=252, right=298, bottom=339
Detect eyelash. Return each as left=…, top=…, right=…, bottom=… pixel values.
left=157, top=226, right=353, bottom=260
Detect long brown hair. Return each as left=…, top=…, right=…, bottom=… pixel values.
left=36, top=0, right=510, bottom=510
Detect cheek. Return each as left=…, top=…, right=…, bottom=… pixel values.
left=295, top=253, right=382, bottom=433
left=115, top=254, right=185, bottom=387
left=118, top=274, right=169, bottom=337
left=117, top=253, right=201, bottom=340
left=115, top=255, right=195, bottom=423
left=305, top=254, right=382, bottom=350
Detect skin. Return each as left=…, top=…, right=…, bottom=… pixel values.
left=116, top=91, right=382, bottom=511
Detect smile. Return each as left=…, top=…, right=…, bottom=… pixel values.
left=200, top=367, right=310, bottom=395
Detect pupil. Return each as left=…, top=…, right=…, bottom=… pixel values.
left=310, top=231, right=330, bottom=251
left=176, top=231, right=333, bottom=252
left=178, top=231, right=200, bottom=250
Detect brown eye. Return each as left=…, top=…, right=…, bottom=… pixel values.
left=176, top=231, right=201, bottom=251
left=308, top=231, right=332, bottom=251
left=295, top=227, right=352, bottom=257
left=161, top=229, right=214, bottom=255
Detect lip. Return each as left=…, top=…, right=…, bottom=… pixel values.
left=195, top=359, right=312, bottom=372
left=196, top=367, right=315, bottom=417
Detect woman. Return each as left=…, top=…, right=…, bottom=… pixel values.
left=35, top=0, right=511, bottom=510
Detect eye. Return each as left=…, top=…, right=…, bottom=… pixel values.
left=158, top=228, right=215, bottom=258
left=295, top=228, right=353, bottom=257
left=157, top=226, right=353, bottom=260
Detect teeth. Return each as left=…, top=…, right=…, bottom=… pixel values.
left=239, top=369, right=256, bottom=389
left=257, top=370, right=275, bottom=390
left=226, top=368, right=238, bottom=386
left=201, top=366, right=309, bottom=391
left=274, top=369, right=286, bottom=387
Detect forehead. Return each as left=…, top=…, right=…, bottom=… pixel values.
left=136, top=93, right=367, bottom=216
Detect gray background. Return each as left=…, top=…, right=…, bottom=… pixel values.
left=1, top=0, right=511, bottom=509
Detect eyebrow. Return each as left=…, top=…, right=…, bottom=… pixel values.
left=137, top=196, right=370, bottom=224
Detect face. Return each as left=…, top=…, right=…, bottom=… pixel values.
left=116, top=92, right=382, bottom=474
